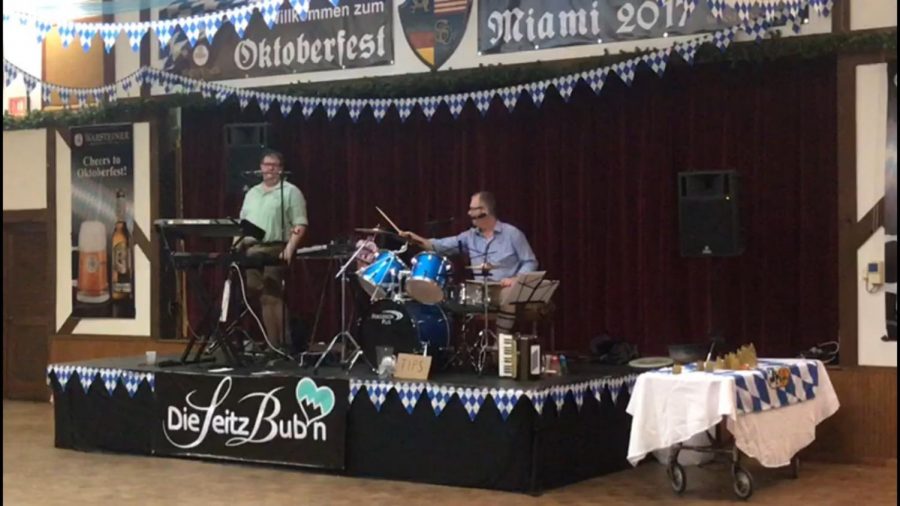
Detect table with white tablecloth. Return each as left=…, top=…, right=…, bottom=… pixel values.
left=626, top=359, right=839, bottom=469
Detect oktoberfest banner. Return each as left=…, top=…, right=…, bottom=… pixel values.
left=885, top=62, right=897, bottom=342
left=70, top=124, right=135, bottom=319
left=160, top=0, right=393, bottom=80
left=479, top=0, right=770, bottom=54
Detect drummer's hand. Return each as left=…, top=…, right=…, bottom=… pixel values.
left=500, top=277, right=515, bottom=288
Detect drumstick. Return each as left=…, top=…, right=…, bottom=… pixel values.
left=375, top=206, right=403, bottom=234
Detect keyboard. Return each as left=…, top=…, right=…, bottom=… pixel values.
left=154, top=219, right=265, bottom=240
left=498, top=333, right=516, bottom=378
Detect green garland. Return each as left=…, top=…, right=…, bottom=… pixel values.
left=4, top=28, right=895, bottom=131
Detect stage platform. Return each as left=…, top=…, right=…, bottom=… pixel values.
left=48, top=356, right=640, bottom=494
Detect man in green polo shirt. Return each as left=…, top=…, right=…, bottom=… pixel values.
left=239, top=150, right=307, bottom=350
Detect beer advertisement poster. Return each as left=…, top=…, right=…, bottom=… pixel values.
left=71, top=124, right=136, bottom=319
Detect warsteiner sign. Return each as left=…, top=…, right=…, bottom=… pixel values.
left=155, top=373, right=348, bottom=469
left=161, top=0, right=393, bottom=80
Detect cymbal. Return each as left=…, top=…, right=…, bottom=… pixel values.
left=354, top=227, right=408, bottom=241
left=465, top=264, right=494, bottom=271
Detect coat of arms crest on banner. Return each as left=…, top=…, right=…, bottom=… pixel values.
left=399, top=0, right=472, bottom=70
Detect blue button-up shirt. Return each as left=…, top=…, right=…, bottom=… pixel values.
left=430, top=221, right=538, bottom=281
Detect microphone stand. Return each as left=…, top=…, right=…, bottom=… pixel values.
left=279, top=172, right=289, bottom=359
left=313, top=239, right=376, bottom=373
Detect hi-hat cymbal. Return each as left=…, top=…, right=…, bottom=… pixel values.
left=465, top=264, right=494, bottom=271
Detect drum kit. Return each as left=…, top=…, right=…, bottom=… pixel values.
left=345, top=225, right=505, bottom=375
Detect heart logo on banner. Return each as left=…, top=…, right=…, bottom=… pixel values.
left=295, top=377, right=335, bottom=425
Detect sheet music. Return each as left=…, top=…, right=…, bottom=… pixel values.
left=499, top=271, right=547, bottom=305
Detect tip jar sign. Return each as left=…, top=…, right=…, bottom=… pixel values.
left=71, top=124, right=135, bottom=319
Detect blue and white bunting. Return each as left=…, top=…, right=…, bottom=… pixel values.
left=642, top=48, right=672, bottom=77
left=371, top=98, right=389, bottom=122
left=426, top=384, right=456, bottom=416
left=527, top=81, right=548, bottom=106
left=363, top=380, right=391, bottom=411
left=499, top=87, right=520, bottom=110
left=396, top=97, right=415, bottom=121
left=154, top=19, right=178, bottom=47
left=101, top=26, right=120, bottom=53
left=279, top=95, right=295, bottom=116
left=553, top=75, right=577, bottom=101
left=420, top=95, right=440, bottom=119
left=489, top=388, right=523, bottom=420
left=228, top=6, right=253, bottom=38
left=457, top=387, right=489, bottom=421
left=713, top=26, right=737, bottom=52
left=3, top=0, right=827, bottom=123
left=743, top=18, right=770, bottom=43
left=446, top=93, right=466, bottom=118
left=181, top=15, right=203, bottom=47
left=290, top=0, right=313, bottom=22
left=202, top=14, right=222, bottom=44
left=349, top=375, right=640, bottom=421
left=58, top=23, right=76, bottom=48
left=76, top=24, right=97, bottom=52
left=396, top=382, right=425, bottom=414
left=260, top=0, right=280, bottom=29
left=472, top=90, right=492, bottom=115
left=708, top=0, right=727, bottom=20
left=323, top=97, right=340, bottom=119
left=301, top=98, right=318, bottom=119
left=584, top=69, right=608, bottom=94
left=611, top=58, right=639, bottom=86
left=34, top=19, right=52, bottom=44
left=125, top=22, right=147, bottom=51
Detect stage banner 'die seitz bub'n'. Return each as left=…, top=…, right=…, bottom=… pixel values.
left=71, top=124, right=135, bottom=319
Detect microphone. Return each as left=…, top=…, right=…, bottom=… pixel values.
left=242, top=170, right=294, bottom=176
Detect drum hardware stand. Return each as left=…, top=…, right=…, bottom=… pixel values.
left=472, top=265, right=497, bottom=376
left=314, top=240, right=376, bottom=373
left=444, top=314, right=478, bottom=371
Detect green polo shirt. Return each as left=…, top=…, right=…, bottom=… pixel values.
left=239, top=182, right=308, bottom=243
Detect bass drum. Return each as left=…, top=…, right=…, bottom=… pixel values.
left=359, top=299, right=451, bottom=366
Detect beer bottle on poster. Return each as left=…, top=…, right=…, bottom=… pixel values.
left=111, top=189, right=132, bottom=300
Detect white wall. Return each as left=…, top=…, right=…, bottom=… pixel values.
left=2, top=19, right=43, bottom=113
left=55, top=124, right=153, bottom=336
left=855, top=63, right=896, bottom=367
left=2, top=129, right=48, bottom=210
left=851, top=0, right=897, bottom=31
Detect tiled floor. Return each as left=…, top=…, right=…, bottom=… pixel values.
left=3, top=400, right=896, bottom=505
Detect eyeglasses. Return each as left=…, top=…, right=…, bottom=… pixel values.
left=261, top=162, right=282, bottom=168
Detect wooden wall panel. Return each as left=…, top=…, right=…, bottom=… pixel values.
left=806, top=367, right=897, bottom=465
left=50, top=336, right=185, bottom=364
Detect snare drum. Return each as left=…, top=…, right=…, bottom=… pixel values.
left=357, top=250, right=407, bottom=300
left=461, top=280, right=503, bottom=307
left=406, top=252, right=452, bottom=304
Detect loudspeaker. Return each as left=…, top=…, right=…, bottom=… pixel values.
left=224, top=123, right=270, bottom=195
left=678, top=170, right=743, bottom=257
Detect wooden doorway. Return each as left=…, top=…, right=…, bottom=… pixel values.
left=3, top=221, right=50, bottom=400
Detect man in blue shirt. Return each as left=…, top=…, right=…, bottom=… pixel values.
left=401, top=191, right=538, bottom=332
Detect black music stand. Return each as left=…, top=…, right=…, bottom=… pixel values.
left=482, top=272, right=557, bottom=372
left=312, top=239, right=376, bottom=373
